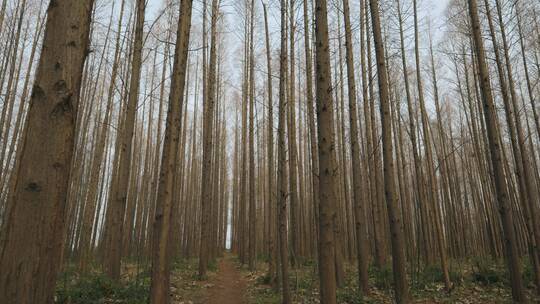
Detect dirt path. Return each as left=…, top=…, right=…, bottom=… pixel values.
left=202, top=256, right=247, bottom=304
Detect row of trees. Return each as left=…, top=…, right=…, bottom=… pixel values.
left=0, top=0, right=539, bottom=303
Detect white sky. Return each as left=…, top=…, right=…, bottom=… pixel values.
left=145, top=0, right=450, bottom=26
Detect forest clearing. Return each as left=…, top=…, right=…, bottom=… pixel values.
left=0, top=0, right=540, bottom=303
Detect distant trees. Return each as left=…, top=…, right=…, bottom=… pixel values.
left=0, top=0, right=539, bottom=303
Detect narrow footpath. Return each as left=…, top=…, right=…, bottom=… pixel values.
left=202, top=255, right=248, bottom=304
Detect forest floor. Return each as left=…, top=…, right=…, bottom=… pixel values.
left=170, top=254, right=248, bottom=304
left=240, top=257, right=540, bottom=304
left=199, top=255, right=248, bottom=303
left=55, top=254, right=540, bottom=303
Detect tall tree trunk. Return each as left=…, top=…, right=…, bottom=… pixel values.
left=248, top=0, right=256, bottom=271
left=198, top=0, right=219, bottom=278
left=287, top=0, right=299, bottom=267
left=0, top=0, right=94, bottom=302
left=278, top=0, right=291, bottom=300
left=467, top=0, right=527, bottom=302
left=79, top=0, right=126, bottom=272
left=412, top=0, right=451, bottom=288
left=368, top=0, right=410, bottom=302
left=103, top=0, right=145, bottom=280
left=262, top=2, right=277, bottom=287
left=314, top=0, right=337, bottom=300
left=341, top=0, right=369, bottom=293
left=149, top=0, right=193, bottom=301
left=302, top=0, right=320, bottom=257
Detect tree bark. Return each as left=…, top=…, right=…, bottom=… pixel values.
left=198, top=0, right=219, bottom=278
left=103, top=0, right=145, bottom=280
left=341, top=0, right=369, bottom=293
left=278, top=0, right=291, bottom=300
left=0, top=0, right=94, bottom=302
left=467, top=0, right=527, bottom=302
left=368, top=0, right=410, bottom=302
left=314, top=0, right=338, bottom=300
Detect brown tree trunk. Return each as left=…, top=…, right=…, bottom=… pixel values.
left=198, top=0, right=219, bottom=278
left=248, top=0, right=256, bottom=271
left=412, top=0, right=451, bottom=288
left=368, top=0, right=410, bottom=302
left=467, top=0, right=527, bottom=301
left=0, top=0, right=94, bottom=302
left=287, top=0, right=299, bottom=267
left=150, top=0, right=193, bottom=301
left=103, top=0, right=145, bottom=280
left=278, top=0, right=291, bottom=300
left=262, top=2, right=277, bottom=287
left=314, top=0, right=337, bottom=300
left=341, top=0, right=369, bottom=293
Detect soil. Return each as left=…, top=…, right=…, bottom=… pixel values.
left=201, top=256, right=248, bottom=304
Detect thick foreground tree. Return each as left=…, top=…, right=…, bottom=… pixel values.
left=314, top=0, right=338, bottom=301
left=0, top=0, right=94, bottom=303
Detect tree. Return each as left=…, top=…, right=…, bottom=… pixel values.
left=0, top=0, right=94, bottom=302
left=262, top=1, right=277, bottom=287
left=199, top=0, right=220, bottom=278
left=278, top=0, right=291, bottom=300
left=412, top=0, right=451, bottom=288
left=313, top=0, right=338, bottom=300
left=150, top=0, right=194, bottom=301
left=341, top=0, right=369, bottom=293
left=103, top=0, right=145, bottom=281
left=467, top=0, right=527, bottom=301
left=248, top=0, right=257, bottom=271
left=78, top=0, right=126, bottom=273
left=368, top=0, right=411, bottom=302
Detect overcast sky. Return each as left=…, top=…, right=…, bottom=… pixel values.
left=145, top=0, right=450, bottom=25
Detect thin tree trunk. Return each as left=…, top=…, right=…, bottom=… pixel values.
left=278, top=0, right=291, bottom=300
left=198, top=0, right=219, bottom=278
left=467, top=0, right=527, bottom=301
left=262, top=2, right=277, bottom=287
left=368, top=0, right=410, bottom=302
left=341, top=0, right=369, bottom=293
left=104, top=0, right=145, bottom=280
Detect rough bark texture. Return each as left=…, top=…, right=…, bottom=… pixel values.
left=314, top=0, right=338, bottom=300
left=0, top=0, right=94, bottom=302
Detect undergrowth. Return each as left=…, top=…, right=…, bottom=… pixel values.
left=55, top=272, right=149, bottom=304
